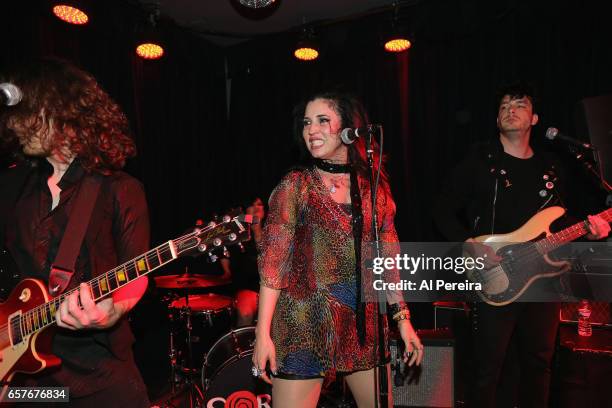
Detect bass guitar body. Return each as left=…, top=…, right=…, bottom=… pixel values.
left=467, top=206, right=570, bottom=306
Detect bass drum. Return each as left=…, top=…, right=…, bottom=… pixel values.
left=202, top=326, right=272, bottom=407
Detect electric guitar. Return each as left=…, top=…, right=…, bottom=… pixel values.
left=0, top=213, right=254, bottom=396
left=465, top=206, right=612, bottom=306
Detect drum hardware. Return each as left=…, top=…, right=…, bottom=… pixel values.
left=154, top=272, right=231, bottom=289
left=162, top=291, right=235, bottom=408
left=201, top=326, right=272, bottom=404
left=165, top=291, right=205, bottom=408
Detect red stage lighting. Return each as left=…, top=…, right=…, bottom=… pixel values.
left=136, top=43, right=164, bottom=60
left=52, top=4, right=89, bottom=25
left=384, top=37, right=411, bottom=53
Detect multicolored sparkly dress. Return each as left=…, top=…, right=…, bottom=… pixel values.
left=258, top=167, right=402, bottom=378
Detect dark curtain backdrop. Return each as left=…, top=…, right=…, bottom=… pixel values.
left=225, top=0, right=612, bottom=242
left=1, top=1, right=228, bottom=252
left=1, top=0, right=611, bottom=329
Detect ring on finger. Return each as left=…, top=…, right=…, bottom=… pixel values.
left=251, top=366, right=263, bottom=377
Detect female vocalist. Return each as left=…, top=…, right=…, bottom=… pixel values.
left=252, top=91, right=423, bottom=407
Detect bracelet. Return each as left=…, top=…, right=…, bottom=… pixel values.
left=392, top=309, right=411, bottom=321
left=389, top=301, right=409, bottom=316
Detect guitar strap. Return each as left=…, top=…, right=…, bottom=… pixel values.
left=482, top=140, right=565, bottom=234
left=48, top=175, right=101, bottom=296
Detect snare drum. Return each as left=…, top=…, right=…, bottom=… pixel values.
left=201, top=327, right=272, bottom=406
left=169, top=293, right=234, bottom=368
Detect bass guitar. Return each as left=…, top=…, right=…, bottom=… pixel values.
left=465, top=206, right=611, bottom=306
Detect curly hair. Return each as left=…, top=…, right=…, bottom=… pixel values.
left=0, top=57, right=136, bottom=174
left=292, top=91, right=390, bottom=187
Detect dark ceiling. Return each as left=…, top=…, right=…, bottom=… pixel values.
left=144, top=0, right=409, bottom=44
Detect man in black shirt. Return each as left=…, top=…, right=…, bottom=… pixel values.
left=434, top=82, right=609, bottom=407
left=0, top=58, right=150, bottom=407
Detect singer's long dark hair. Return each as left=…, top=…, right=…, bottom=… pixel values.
left=0, top=57, right=136, bottom=174
left=292, top=91, right=390, bottom=187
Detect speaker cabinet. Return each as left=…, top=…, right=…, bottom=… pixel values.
left=555, top=325, right=612, bottom=408
left=390, top=328, right=455, bottom=407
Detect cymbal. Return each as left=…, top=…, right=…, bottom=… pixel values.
left=154, top=274, right=231, bottom=289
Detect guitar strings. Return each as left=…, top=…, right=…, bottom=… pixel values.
left=0, top=222, right=229, bottom=336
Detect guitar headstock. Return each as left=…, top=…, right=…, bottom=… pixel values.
left=173, top=211, right=257, bottom=258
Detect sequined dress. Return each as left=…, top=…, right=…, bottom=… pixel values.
left=258, top=167, right=401, bottom=377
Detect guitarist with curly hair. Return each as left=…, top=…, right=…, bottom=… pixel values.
left=0, top=58, right=150, bottom=407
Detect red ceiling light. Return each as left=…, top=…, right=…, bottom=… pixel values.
left=136, top=43, right=164, bottom=60
left=52, top=4, right=89, bottom=25
left=383, top=4, right=411, bottom=53
left=294, top=43, right=319, bottom=61
left=294, top=27, right=319, bottom=62
left=384, top=37, right=411, bottom=53
left=135, top=8, right=164, bottom=60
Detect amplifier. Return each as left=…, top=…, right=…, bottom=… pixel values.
left=554, top=325, right=612, bottom=408
left=390, top=328, right=455, bottom=408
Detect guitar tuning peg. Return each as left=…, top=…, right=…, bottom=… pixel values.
left=223, top=246, right=230, bottom=258
left=237, top=243, right=245, bottom=252
left=209, top=253, right=218, bottom=263
left=222, top=215, right=231, bottom=223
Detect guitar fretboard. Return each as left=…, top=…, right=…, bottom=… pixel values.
left=12, top=240, right=177, bottom=342
left=536, top=208, right=612, bottom=254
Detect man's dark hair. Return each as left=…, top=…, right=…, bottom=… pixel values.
left=496, top=81, right=537, bottom=111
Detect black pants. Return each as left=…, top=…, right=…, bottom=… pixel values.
left=13, top=352, right=149, bottom=408
left=469, top=302, right=560, bottom=408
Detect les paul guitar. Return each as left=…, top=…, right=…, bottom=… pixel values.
left=465, top=206, right=612, bottom=306
left=0, top=213, right=254, bottom=395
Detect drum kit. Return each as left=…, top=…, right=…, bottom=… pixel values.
left=155, top=271, right=270, bottom=408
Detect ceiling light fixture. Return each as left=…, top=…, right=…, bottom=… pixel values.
left=52, top=2, right=89, bottom=25
left=238, top=0, right=276, bottom=9
left=294, top=27, right=319, bottom=61
left=383, top=3, right=411, bottom=53
left=135, top=8, right=164, bottom=60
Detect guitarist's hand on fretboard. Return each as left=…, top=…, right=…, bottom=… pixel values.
left=56, top=283, right=124, bottom=330
left=464, top=238, right=502, bottom=269
left=586, top=214, right=611, bottom=241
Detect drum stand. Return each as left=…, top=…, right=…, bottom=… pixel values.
left=165, top=294, right=205, bottom=408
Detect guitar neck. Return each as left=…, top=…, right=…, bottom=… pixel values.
left=18, top=240, right=179, bottom=337
left=537, top=208, right=612, bottom=253
left=14, top=214, right=250, bottom=340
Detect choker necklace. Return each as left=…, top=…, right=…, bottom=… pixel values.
left=313, top=158, right=351, bottom=174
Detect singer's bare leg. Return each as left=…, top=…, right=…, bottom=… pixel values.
left=271, top=377, right=324, bottom=408
left=344, top=364, right=393, bottom=408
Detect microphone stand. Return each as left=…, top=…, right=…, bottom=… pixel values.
left=570, top=146, right=612, bottom=195
left=364, top=126, right=389, bottom=408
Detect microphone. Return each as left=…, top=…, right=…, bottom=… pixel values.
left=545, top=127, right=593, bottom=150
left=340, top=124, right=380, bottom=145
left=0, top=83, right=22, bottom=106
